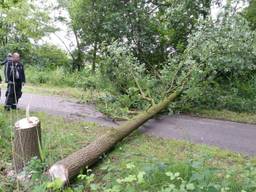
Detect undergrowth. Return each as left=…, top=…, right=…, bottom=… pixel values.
left=25, top=64, right=256, bottom=120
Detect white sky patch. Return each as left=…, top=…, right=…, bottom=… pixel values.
left=35, top=0, right=76, bottom=51
left=45, top=8, right=76, bottom=51
left=211, top=2, right=224, bottom=19
left=211, top=0, right=248, bottom=20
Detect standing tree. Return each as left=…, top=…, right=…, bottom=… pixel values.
left=67, top=0, right=113, bottom=72
left=61, top=0, right=214, bottom=73
left=0, top=0, right=54, bottom=60
left=56, top=0, right=84, bottom=71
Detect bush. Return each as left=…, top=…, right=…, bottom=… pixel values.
left=30, top=44, right=70, bottom=69
left=26, top=66, right=114, bottom=92
left=192, top=76, right=256, bottom=113
left=100, top=42, right=142, bottom=94
left=26, top=66, right=76, bottom=87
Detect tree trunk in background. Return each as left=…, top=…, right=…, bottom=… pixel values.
left=73, top=28, right=83, bottom=71
left=49, top=90, right=181, bottom=184
left=13, top=117, right=41, bottom=172
left=92, top=42, right=97, bottom=73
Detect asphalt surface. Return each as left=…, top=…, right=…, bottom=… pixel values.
left=0, top=90, right=117, bottom=127
left=141, top=115, right=256, bottom=155
left=1, top=90, right=256, bottom=156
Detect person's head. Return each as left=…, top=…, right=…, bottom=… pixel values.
left=12, top=52, right=20, bottom=62
left=7, top=53, right=12, bottom=57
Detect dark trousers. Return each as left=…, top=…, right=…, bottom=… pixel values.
left=5, top=81, right=22, bottom=109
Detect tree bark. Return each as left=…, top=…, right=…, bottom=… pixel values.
left=92, top=42, right=98, bottom=73
left=13, top=117, right=41, bottom=172
left=73, top=27, right=83, bottom=71
left=49, top=90, right=181, bottom=184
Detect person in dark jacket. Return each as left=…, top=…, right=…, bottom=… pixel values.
left=5, top=53, right=25, bottom=110
left=1, top=53, right=12, bottom=65
left=1, top=53, right=12, bottom=82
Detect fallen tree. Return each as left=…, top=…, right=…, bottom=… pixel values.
left=49, top=42, right=197, bottom=184
left=49, top=89, right=182, bottom=183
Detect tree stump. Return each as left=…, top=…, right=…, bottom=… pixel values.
left=13, top=117, right=41, bottom=172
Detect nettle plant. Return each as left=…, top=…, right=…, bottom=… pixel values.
left=67, top=157, right=256, bottom=192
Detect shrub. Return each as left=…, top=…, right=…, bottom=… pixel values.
left=30, top=44, right=70, bottom=69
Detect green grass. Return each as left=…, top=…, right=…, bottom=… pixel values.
left=1, top=108, right=256, bottom=191
left=188, top=108, right=256, bottom=124
left=23, top=84, right=100, bottom=101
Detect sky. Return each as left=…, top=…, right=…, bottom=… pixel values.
left=38, top=0, right=248, bottom=52
left=36, top=0, right=76, bottom=51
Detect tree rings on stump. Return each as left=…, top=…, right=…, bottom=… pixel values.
left=13, top=117, right=41, bottom=172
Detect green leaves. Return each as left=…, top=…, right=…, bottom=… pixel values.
left=0, top=0, right=59, bottom=70
left=244, top=0, right=256, bottom=30
left=166, top=172, right=181, bottom=181
left=65, top=0, right=213, bottom=71
left=46, top=178, right=65, bottom=191
left=186, top=14, right=256, bottom=77
left=0, top=0, right=53, bottom=45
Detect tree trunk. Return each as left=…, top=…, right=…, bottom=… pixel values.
left=13, top=117, right=41, bottom=172
left=92, top=42, right=97, bottom=73
left=73, top=27, right=83, bottom=71
left=49, top=90, right=181, bottom=184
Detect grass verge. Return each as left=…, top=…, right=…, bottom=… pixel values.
left=188, top=108, right=256, bottom=124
